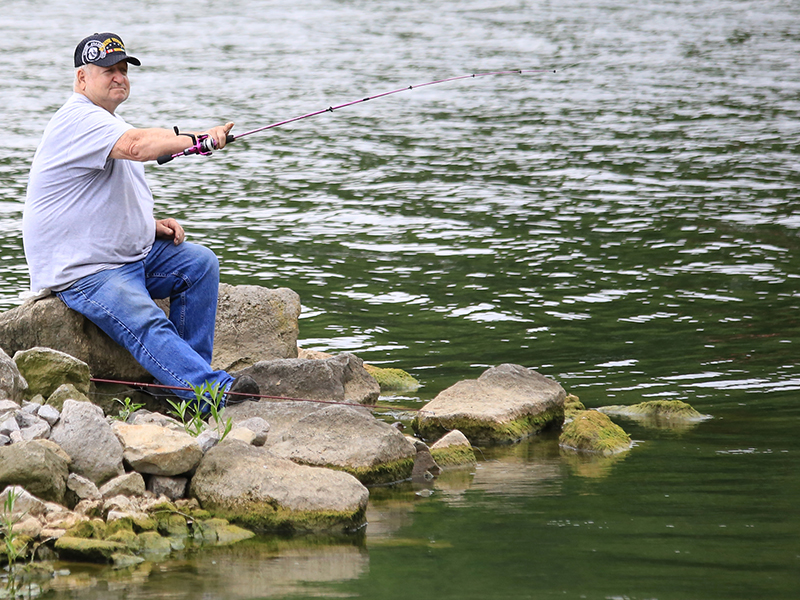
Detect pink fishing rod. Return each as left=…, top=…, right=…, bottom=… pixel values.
left=157, top=66, right=568, bottom=164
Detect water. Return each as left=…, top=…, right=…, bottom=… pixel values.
left=1, top=0, right=799, bottom=598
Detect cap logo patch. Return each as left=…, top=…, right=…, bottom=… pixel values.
left=81, top=37, right=125, bottom=65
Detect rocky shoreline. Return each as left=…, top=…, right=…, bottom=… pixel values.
left=0, top=284, right=709, bottom=569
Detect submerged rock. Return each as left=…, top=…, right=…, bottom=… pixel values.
left=270, top=404, right=416, bottom=485
left=559, top=410, right=632, bottom=456
left=189, top=439, right=369, bottom=534
left=363, top=364, right=421, bottom=392
left=413, top=364, right=566, bottom=445
left=597, top=400, right=711, bottom=427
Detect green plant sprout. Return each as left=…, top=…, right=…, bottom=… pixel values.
left=112, top=397, right=146, bottom=421
left=166, top=381, right=232, bottom=441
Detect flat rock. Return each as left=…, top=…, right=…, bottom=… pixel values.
left=270, top=404, right=416, bottom=485
left=0, top=485, right=48, bottom=517
left=112, top=422, right=203, bottom=476
left=189, top=440, right=369, bottom=534
left=413, top=364, right=566, bottom=444
left=50, top=400, right=124, bottom=485
left=235, top=353, right=379, bottom=406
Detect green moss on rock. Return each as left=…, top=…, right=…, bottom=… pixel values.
left=54, top=536, right=126, bottom=563
left=337, top=457, right=415, bottom=486
left=559, top=410, right=632, bottom=456
left=363, top=364, right=420, bottom=392
left=564, top=394, right=586, bottom=419
left=599, top=400, right=708, bottom=420
left=413, top=405, right=564, bottom=445
left=430, top=445, right=476, bottom=467
left=201, top=503, right=367, bottom=536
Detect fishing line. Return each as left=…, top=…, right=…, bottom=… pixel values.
left=157, top=65, right=573, bottom=165
left=90, top=377, right=423, bottom=413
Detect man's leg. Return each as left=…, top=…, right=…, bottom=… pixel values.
left=143, top=239, right=219, bottom=363
left=57, top=258, right=233, bottom=402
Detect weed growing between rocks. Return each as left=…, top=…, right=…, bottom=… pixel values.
left=166, top=382, right=232, bottom=441
left=111, top=397, right=146, bottom=422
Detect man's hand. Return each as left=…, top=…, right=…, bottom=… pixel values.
left=155, top=218, right=185, bottom=245
left=203, top=122, right=235, bottom=150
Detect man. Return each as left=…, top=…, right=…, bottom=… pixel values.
left=23, top=32, right=258, bottom=407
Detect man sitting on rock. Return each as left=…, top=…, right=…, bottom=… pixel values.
left=22, top=33, right=258, bottom=408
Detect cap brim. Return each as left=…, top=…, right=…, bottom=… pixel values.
left=92, top=54, right=141, bottom=67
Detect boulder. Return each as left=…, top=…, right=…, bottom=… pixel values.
left=212, top=284, right=301, bottom=371
left=0, top=284, right=300, bottom=381
left=111, top=422, right=203, bottom=476
left=0, top=346, right=27, bottom=402
left=270, top=404, right=416, bottom=485
left=54, top=536, right=127, bottom=563
left=50, top=400, right=124, bottom=485
left=13, top=347, right=91, bottom=399
left=0, top=440, right=70, bottom=503
left=189, top=440, right=369, bottom=534
left=413, top=364, right=566, bottom=444
left=430, top=430, right=476, bottom=468
left=235, top=353, right=379, bottom=406
left=559, top=410, right=632, bottom=456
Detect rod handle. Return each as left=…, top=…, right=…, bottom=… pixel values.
left=157, top=153, right=174, bottom=165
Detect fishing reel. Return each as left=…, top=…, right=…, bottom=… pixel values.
left=157, top=129, right=234, bottom=164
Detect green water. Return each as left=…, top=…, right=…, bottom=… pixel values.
left=1, top=0, right=799, bottom=598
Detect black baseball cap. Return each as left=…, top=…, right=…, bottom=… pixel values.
left=74, top=33, right=141, bottom=68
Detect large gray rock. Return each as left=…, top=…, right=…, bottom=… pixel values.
left=0, top=346, right=27, bottom=402
left=0, top=440, right=70, bottom=503
left=111, top=422, right=203, bottom=476
left=212, top=284, right=301, bottom=371
left=49, top=400, right=124, bottom=485
left=413, top=364, right=566, bottom=445
left=270, top=404, right=415, bottom=485
left=0, top=284, right=300, bottom=381
left=189, top=440, right=369, bottom=534
left=224, top=400, right=325, bottom=445
left=13, top=347, right=91, bottom=399
left=235, top=353, right=379, bottom=406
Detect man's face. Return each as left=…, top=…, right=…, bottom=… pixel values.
left=78, top=62, right=130, bottom=113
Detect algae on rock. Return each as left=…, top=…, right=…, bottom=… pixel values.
left=559, top=410, right=632, bottom=456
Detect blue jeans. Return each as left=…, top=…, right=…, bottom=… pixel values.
left=58, top=239, right=233, bottom=402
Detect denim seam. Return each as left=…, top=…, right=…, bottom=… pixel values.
left=147, top=270, right=192, bottom=339
left=66, top=287, right=190, bottom=388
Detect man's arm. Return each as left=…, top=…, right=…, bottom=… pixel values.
left=110, top=122, right=234, bottom=162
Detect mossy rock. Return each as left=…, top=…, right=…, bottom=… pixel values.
left=138, top=531, right=172, bottom=555
left=333, top=456, right=415, bottom=486
left=559, top=410, right=632, bottom=456
left=105, top=529, right=140, bottom=550
left=430, top=445, right=476, bottom=468
left=194, top=518, right=255, bottom=545
left=363, top=364, right=420, bottom=392
left=204, top=504, right=367, bottom=537
left=13, top=347, right=91, bottom=399
left=104, top=517, right=134, bottom=538
left=157, top=513, right=189, bottom=538
left=66, top=518, right=106, bottom=540
left=563, top=394, right=586, bottom=420
left=131, top=514, right=157, bottom=532
left=47, top=383, right=90, bottom=411
left=54, top=536, right=126, bottom=563
left=413, top=405, right=564, bottom=445
left=598, top=400, right=709, bottom=423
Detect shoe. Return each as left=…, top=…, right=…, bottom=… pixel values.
left=224, top=375, right=261, bottom=405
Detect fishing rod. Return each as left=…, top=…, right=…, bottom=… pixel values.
left=157, top=66, right=569, bottom=165
left=90, top=377, right=422, bottom=413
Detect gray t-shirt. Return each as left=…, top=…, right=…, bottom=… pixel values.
left=23, top=93, right=155, bottom=292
